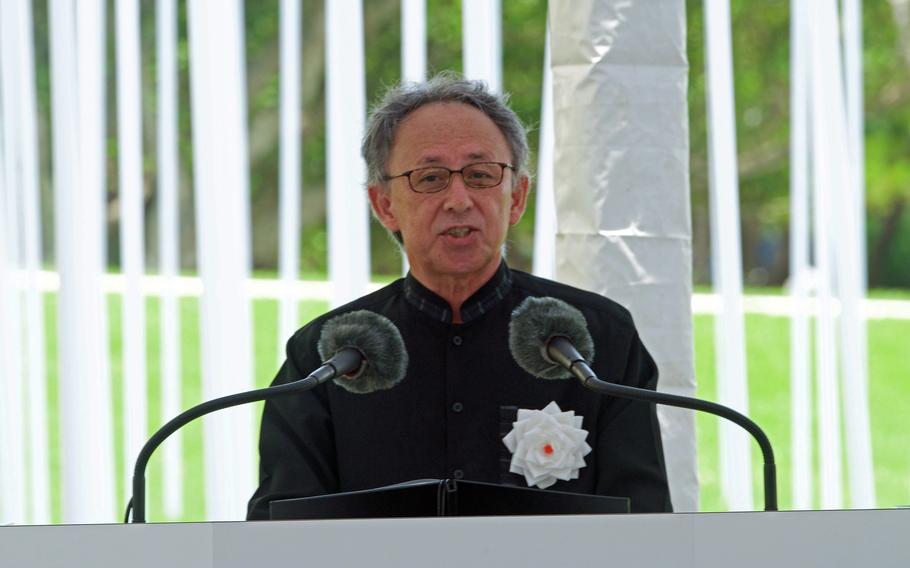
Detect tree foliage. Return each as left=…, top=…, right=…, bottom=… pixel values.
left=27, top=0, right=910, bottom=286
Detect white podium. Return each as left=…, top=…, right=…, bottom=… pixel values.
left=2, top=509, right=908, bottom=567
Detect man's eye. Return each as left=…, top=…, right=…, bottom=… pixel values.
left=467, top=170, right=494, bottom=179
left=417, top=173, right=441, bottom=183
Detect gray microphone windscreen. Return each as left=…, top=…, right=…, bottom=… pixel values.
left=317, top=310, right=408, bottom=394
left=509, top=296, right=595, bottom=380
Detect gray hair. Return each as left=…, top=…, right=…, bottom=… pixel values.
left=361, top=73, right=530, bottom=187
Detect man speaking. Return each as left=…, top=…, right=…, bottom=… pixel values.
left=247, top=74, right=671, bottom=519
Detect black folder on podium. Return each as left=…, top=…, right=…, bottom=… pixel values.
left=269, top=479, right=629, bottom=520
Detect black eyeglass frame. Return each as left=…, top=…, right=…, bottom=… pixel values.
left=383, top=161, right=515, bottom=194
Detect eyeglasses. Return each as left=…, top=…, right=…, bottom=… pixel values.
left=384, top=162, right=514, bottom=194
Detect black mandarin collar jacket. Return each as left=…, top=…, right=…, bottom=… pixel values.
left=248, top=262, right=670, bottom=519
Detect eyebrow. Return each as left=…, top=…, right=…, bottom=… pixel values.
left=415, top=151, right=492, bottom=166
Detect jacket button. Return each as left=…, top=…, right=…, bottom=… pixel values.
left=452, top=335, right=463, bottom=346
left=453, top=469, right=465, bottom=479
left=452, top=402, right=463, bottom=413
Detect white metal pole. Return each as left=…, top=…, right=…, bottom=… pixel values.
left=0, top=0, right=50, bottom=524
left=326, top=0, right=370, bottom=307
left=843, top=0, right=866, bottom=294
left=0, top=7, right=28, bottom=522
left=187, top=0, right=256, bottom=520
left=0, top=179, right=21, bottom=524
left=462, top=0, right=502, bottom=92
left=532, top=28, right=556, bottom=279
left=278, top=0, right=302, bottom=360
left=704, top=0, right=753, bottom=510
left=789, top=0, right=813, bottom=510
left=834, top=0, right=876, bottom=508
left=116, top=0, right=149, bottom=501
left=17, top=0, right=51, bottom=525
left=401, top=0, right=427, bottom=83
left=808, top=0, right=843, bottom=509
left=50, top=0, right=117, bottom=523
left=400, top=0, right=426, bottom=275
left=809, top=142, right=842, bottom=509
left=156, top=0, right=183, bottom=518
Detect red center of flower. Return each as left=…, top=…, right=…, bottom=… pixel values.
left=543, top=443, right=554, bottom=455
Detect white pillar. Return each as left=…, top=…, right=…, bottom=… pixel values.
left=187, top=0, right=256, bottom=520
left=401, top=0, right=427, bottom=83
left=788, top=0, right=813, bottom=511
left=1, top=0, right=50, bottom=525
left=703, top=0, right=754, bottom=511
left=807, top=0, right=875, bottom=509
left=0, top=21, right=28, bottom=522
left=49, top=0, right=117, bottom=523
left=843, top=0, right=866, bottom=293
left=400, top=0, right=426, bottom=275
left=548, top=0, right=699, bottom=512
left=808, top=0, right=843, bottom=508
left=278, top=0, right=302, bottom=358
left=462, top=0, right=502, bottom=92
left=532, top=29, right=556, bottom=279
left=326, top=0, right=370, bottom=307
left=838, top=0, right=876, bottom=509
left=116, top=0, right=149, bottom=501
left=156, top=0, right=184, bottom=519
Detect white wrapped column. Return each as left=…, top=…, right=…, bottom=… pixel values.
left=187, top=0, right=255, bottom=520
left=548, top=0, right=698, bottom=511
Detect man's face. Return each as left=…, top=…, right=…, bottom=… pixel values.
left=369, top=102, right=529, bottom=285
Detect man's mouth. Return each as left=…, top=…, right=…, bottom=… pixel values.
left=444, top=226, right=473, bottom=238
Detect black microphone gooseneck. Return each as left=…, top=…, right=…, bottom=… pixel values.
left=127, top=310, right=408, bottom=523
left=127, top=349, right=361, bottom=523
left=509, top=296, right=777, bottom=512
left=547, top=336, right=777, bottom=512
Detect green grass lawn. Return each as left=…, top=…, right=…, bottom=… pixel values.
left=37, top=289, right=910, bottom=522
left=694, top=314, right=910, bottom=511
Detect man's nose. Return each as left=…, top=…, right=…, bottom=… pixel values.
left=443, top=172, right=473, bottom=211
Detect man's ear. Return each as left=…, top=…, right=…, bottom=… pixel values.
left=368, top=184, right=401, bottom=233
left=509, top=174, right=530, bottom=226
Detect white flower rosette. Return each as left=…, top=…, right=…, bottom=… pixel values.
left=502, top=401, right=592, bottom=489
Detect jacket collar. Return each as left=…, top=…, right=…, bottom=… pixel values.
left=403, top=260, right=513, bottom=324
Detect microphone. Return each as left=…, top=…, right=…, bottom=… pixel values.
left=508, top=295, right=594, bottom=380
left=127, top=310, right=408, bottom=523
left=317, top=309, right=409, bottom=394
left=509, top=296, right=778, bottom=511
